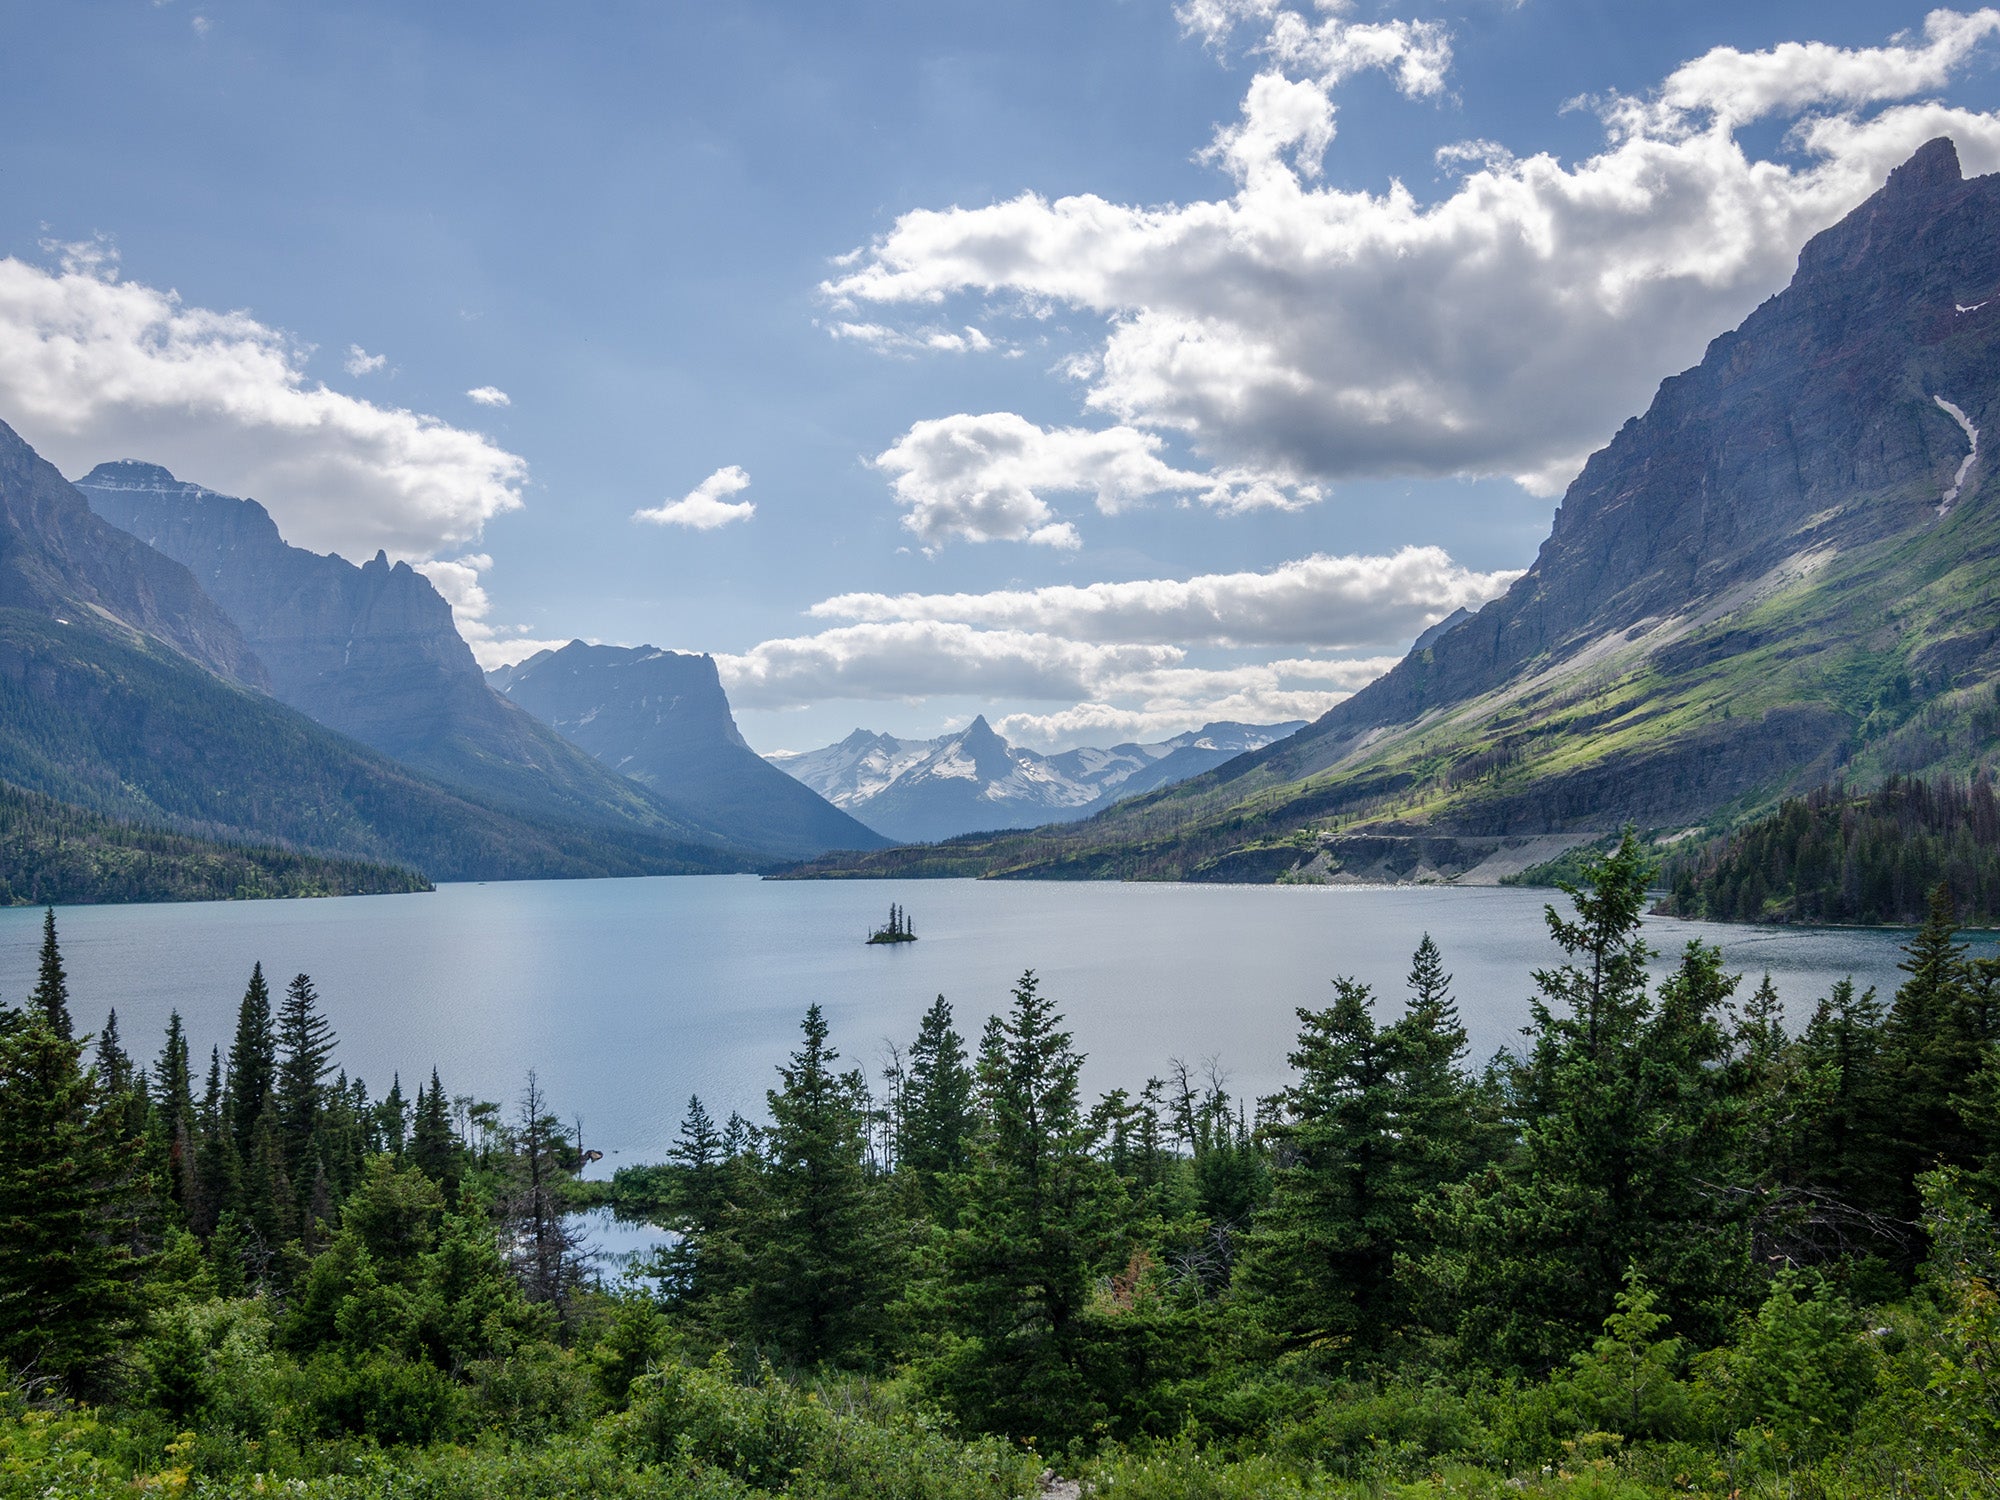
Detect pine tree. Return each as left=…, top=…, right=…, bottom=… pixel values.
left=379, top=1074, right=409, bottom=1157
left=924, top=972, right=1123, bottom=1443
left=226, top=963, right=276, bottom=1158
left=0, top=1004, right=137, bottom=1392
left=411, top=1069, right=461, bottom=1198
left=275, top=972, right=337, bottom=1215
left=30, top=906, right=71, bottom=1037
left=190, top=1048, right=237, bottom=1238
left=900, top=995, right=975, bottom=1223
left=1240, top=978, right=1402, bottom=1358
left=154, top=1011, right=198, bottom=1219
left=1882, top=884, right=1983, bottom=1216
left=731, top=1005, right=898, bottom=1367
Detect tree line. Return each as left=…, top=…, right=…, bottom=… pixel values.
left=6, top=835, right=2000, bottom=1496
left=1660, top=773, right=2000, bottom=925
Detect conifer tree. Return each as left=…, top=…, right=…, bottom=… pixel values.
left=154, top=1011, right=198, bottom=1218
left=411, top=1069, right=461, bottom=1198
left=226, top=963, right=276, bottom=1158
left=731, top=1004, right=898, bottom=1367
left=275, top=972, right=337, bottom=1211
left=1883, top=884, right=1984, bottom=1214
left=30, top=906, right=71, bottom=1037
left=191, top=1048, right=237, bottom=1237
left=901, top=994, right=975, bottom=1222
left=0, top=1001, right=136, bottom=1392
left=1240, top=978, right=1402, bottom=1357
left=925, top=971, right=1122, bottom=1443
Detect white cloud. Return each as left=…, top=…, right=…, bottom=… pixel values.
left=0, top=244, right=525, bottom=558
left=344, top=344, right=387, bottom=376
left=412, top=553, right=570, bottom=671
left=715, top=622, right=1184, bottom=709
left=874, top=410, right=1312, bottom=550
left=995, top=653, right=1397, bottom=750
left=826, top=320, right=997, bottom=356
left=826, top=9, right=2000, bottom=498
left=633, top=465, right=757, bottom=531
left=812, top=545, right=1516, bottom=649
left=466, top=385, right=511, bottom=407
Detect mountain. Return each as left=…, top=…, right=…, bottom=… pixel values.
left=769, top=716, right=1306, bottom=844
left=0, top=418, right=746, bottom=881
left=73, top=461, right=746, bottom=856
left=784, top=138, right=2000, bottom=884
left=488, top=641, right=888, bottom=859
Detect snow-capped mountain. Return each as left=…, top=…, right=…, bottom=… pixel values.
left=767, top=716, right=1305, bottom=844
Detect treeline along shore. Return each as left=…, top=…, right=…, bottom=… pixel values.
left=6, top=832, right=2000, bottom=1497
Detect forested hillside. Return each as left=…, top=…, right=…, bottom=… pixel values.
left=1660, top=774, right=2000, bottom=925
left=6, top=840, right=2000, bottom=1495
left=0, top=781, right=430, bottom=905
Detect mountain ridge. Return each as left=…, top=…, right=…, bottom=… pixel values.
left=782, top=137, right=2000, bottom=883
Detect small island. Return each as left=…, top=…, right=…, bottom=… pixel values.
left=866, top=902, right=917, bottom=944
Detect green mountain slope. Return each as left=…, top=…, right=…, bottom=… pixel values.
left=0, top=609, right=751, bottom=882
left=786, top=139, right=2000, bottom=884
left=0, top=780, right=431, bottom=905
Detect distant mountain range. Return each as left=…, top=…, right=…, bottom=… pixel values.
left=786, top=138, right=2000, bottom=884
left=767, top=716, right=1305, bottom=844
left=489, top=642, right=887, bottom=860
left=0, top=423, right=879, bottom=900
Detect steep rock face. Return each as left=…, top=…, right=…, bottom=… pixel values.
left=78, top=461, right=500, bottom=761
left=1278, top=137, right=2000, bottom=776
left=772, top=717, right=1305, bottom=844
left=787, top=138, right=2000, bottom=881
left=0, top=425, right=264, bottom=686
left=491, top=641, right=888, bottom=859
left=75, top=462, right=736, bottom=853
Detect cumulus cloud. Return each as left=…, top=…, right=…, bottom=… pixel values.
left=874, top=411, right=1312, bottom=549
left=344, top=344, right=387, bottom=377
left=0, top=243, right=526, bottom=558
left=825, top=320, right=997, bottom=355
left=812, top=545, right=1516, bottom=649
left=466, top=385, right=511, bottom=407
left=412, top=554, right=569, bottom=671
left=720, top=614, right=1398, bottom=747
left=715, top=622, right=1183, bottom=709
left=633, top=465, right=757, bottom=530
left=995, top=653, right=1398, bottom=750
left=826, top=8, right=2000, bottom=497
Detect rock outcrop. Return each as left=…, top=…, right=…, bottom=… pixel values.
left=491, top=641, right=888, bottom=860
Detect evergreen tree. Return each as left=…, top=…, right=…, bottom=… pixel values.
left=731, top=1005, right=898, bottom=1367
left=0, top=1004, right=136, bottom=1392
left=379, top=1074, right=409, bottom=1157
left=924, top=972, right=1123, bottom=1443
left=900, top=994, right=976, bottom=1223
left=275, top=972, right=337, bottom=1214
left=410, top=1069, right=461, bottom=1198
left=1242, top=977, right=1410, bottom=1359
left=190, top=1047, right=237, bottom=1238
left=226, top=963, right=276, bottom=1158
left=154, top=1011, right=198, bottom=1218
left=1882, top=884, right=1984, bottom=1215
left=30, top=906, right=71, bottom=1037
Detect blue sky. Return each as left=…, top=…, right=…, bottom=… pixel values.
left=3, top=0, right=1998, bottom=752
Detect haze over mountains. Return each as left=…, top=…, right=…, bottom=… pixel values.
left=788, top=139, right=2000, bottom=884
left=489, top=641, right=887, bottom=860
left=769, top=717, right=1305, bottom=844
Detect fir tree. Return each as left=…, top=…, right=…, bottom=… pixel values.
left=0, top=1005, right=137, bottom=1392
left=732, top=1004, right=898, bottom=1367
left=226, top=963, right=276, bottom=1158
left=901, top=994, right=975, bottom=1222
left=29, top=906, right=71, bottom=1038
left=191, top=1048, right=237, bottom=1238
left=275, top=972, right=337, bottom=1212
left=154, top=1011, right=198, bottom=1218
left=411, top=1069, right=461, bottom=1198
left=924, top=971, right=1123, bottom=1443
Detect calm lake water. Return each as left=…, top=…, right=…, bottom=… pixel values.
left=0, top=877, right=1971, bottom=1168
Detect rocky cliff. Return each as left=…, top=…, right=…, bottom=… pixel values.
left=76, top=462, right=745, bottom=854
left=786, top=138, right=2000, bottom=882
left=491, top=641, right=888, bottom=860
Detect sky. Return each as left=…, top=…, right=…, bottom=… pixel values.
left=3, top=1, right=1999, bottom=755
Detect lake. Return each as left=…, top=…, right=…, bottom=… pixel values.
left=0, top=877, right=1967, bottom=1169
